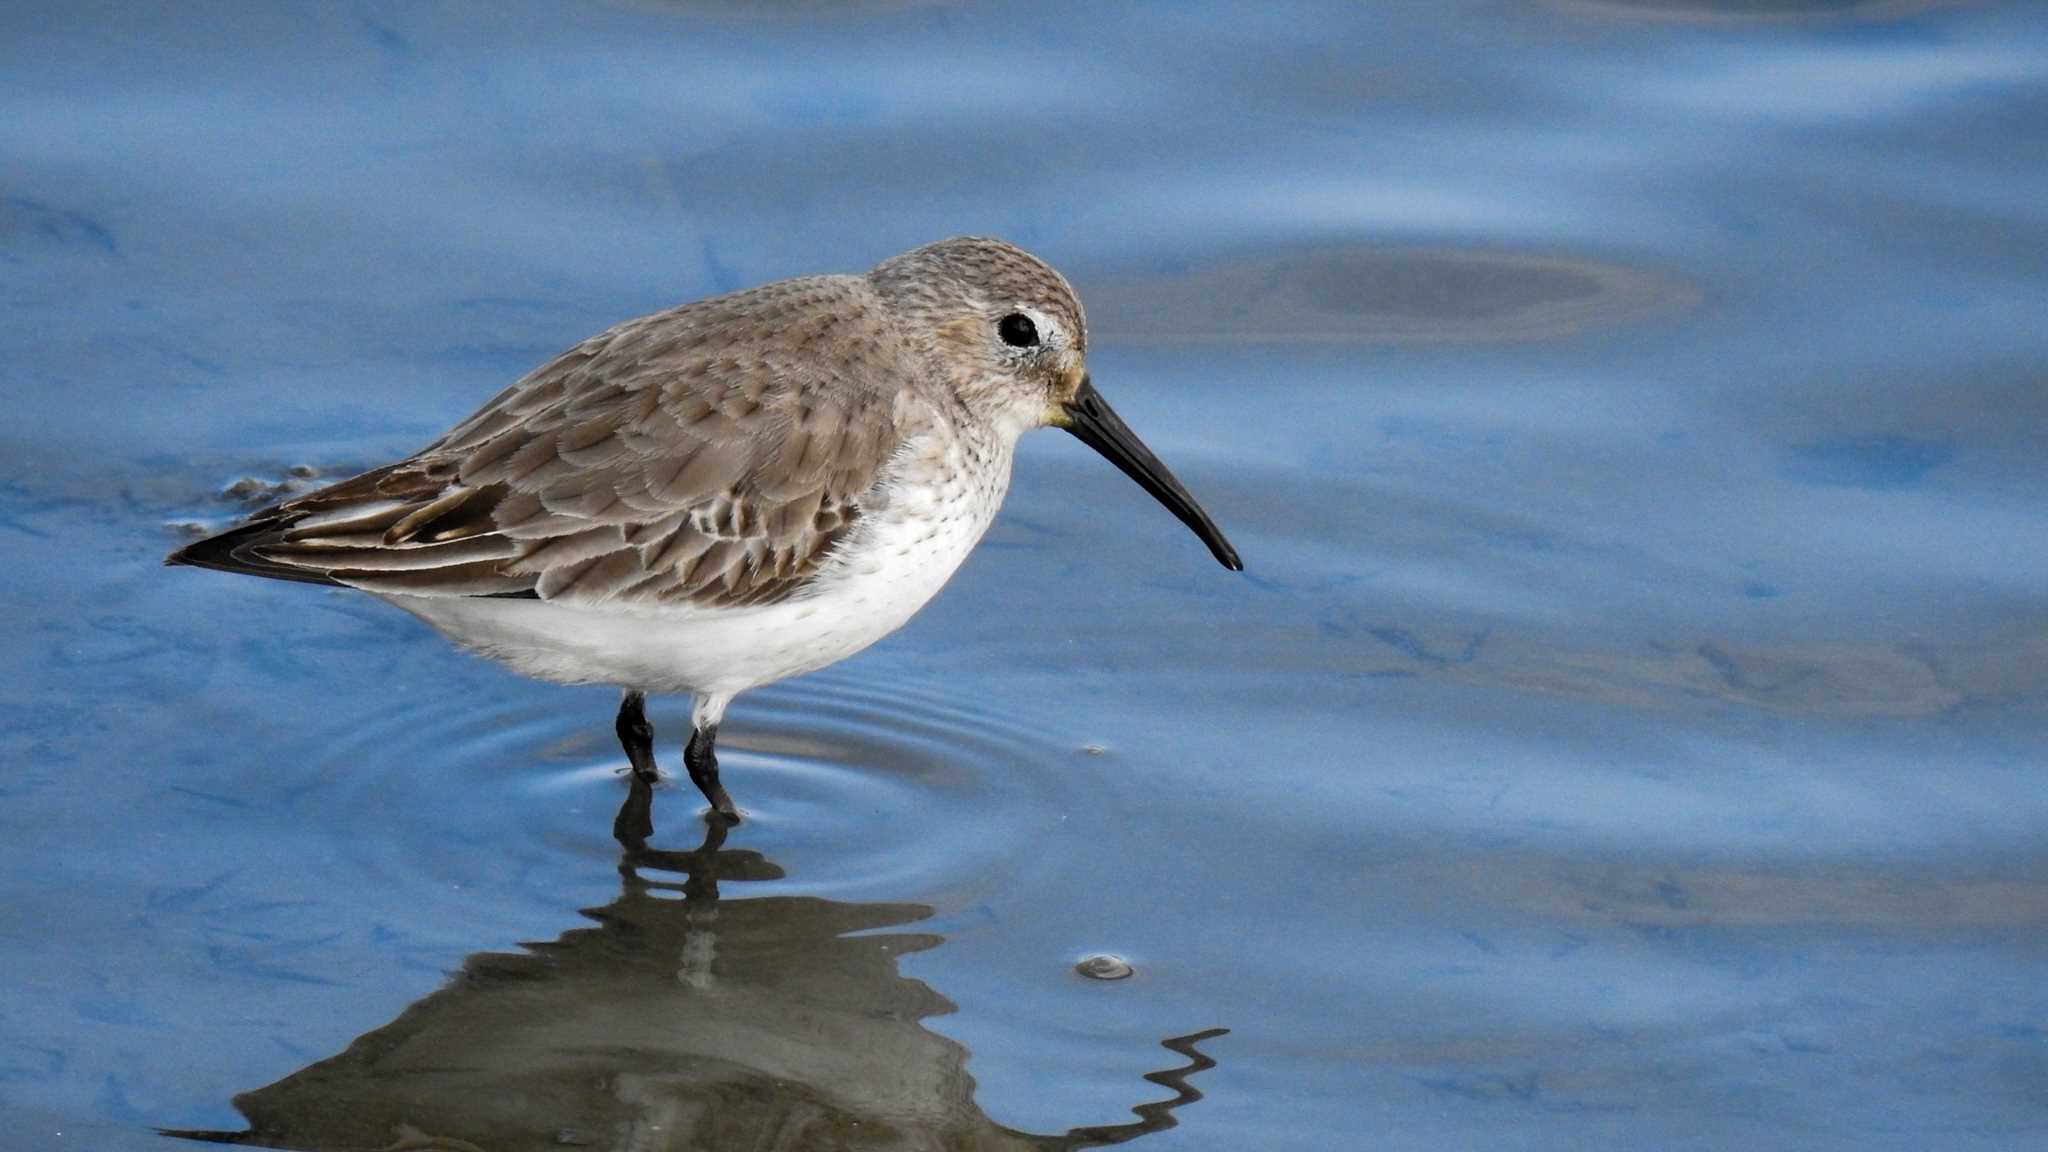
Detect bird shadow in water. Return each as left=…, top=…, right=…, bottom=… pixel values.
left=164, top=775, right=1228, bottom=1150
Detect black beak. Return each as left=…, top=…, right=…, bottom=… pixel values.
left=1061, top=377, right=1243, bottom=571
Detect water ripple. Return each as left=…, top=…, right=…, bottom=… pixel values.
left=286, top=669, right=1074, bottom=915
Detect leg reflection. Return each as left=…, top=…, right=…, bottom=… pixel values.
left=611, top=767, right=657, bottom=849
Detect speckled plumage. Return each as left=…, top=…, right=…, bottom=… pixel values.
left=172, top=236, right=1238, bottom=821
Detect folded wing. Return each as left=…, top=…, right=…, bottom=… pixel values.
left=170, top=276, right=907, bottom=610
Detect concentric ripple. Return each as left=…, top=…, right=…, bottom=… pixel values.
left=283, top=665, right=1078, bottom=923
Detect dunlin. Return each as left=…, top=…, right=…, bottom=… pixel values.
left=169, top=237, right=1242, bottom=821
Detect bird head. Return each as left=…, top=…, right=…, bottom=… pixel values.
left=871, top=236, right=1242, bottom=571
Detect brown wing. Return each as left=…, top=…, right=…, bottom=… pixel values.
left=171, top=275, right=910, bottom=609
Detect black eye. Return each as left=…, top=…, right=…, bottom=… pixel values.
left=997, top=312, right=1039, bottom=348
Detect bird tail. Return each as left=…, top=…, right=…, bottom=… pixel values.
left=165, top=516, right=346, bottom=588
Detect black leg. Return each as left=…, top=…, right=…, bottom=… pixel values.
left=684, top=723, right=739, bottom=823
left=615, top=691, right=659, bottom=784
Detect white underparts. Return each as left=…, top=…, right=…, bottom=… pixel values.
left=380, top=427, right=1013, bottom=701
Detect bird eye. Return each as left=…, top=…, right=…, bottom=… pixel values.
left=997, top=312, right=1039, bottom=348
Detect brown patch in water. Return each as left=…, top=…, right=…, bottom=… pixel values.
left=1290, top=616, right=1981, bottom=717
left=606, top=0, right=947, bottom=18
left=1554, top=0, right=1967, bottom=24
left=1090, top=248, right=1695, bottom=346
left=1466, top=857, right=2048, bottom=929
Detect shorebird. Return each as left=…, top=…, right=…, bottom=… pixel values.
left=169, top=236, right=1242, bottom=822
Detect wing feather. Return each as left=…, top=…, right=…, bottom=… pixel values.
left=170, top=274, right=910, bottom=609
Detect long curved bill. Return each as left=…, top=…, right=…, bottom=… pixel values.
left=1059, top=377, right=1244, bottom=571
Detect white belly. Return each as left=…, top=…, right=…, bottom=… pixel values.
left=379, top=452, right=1006, bottom=698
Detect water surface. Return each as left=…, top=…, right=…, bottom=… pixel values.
left=3, top=2, right=2046, bottom=1149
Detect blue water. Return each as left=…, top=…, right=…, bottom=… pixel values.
left=5, top=2, right=2047, bottom=1148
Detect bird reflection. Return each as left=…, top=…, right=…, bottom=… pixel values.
left=167, top=777, right=1226, bottom=1151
